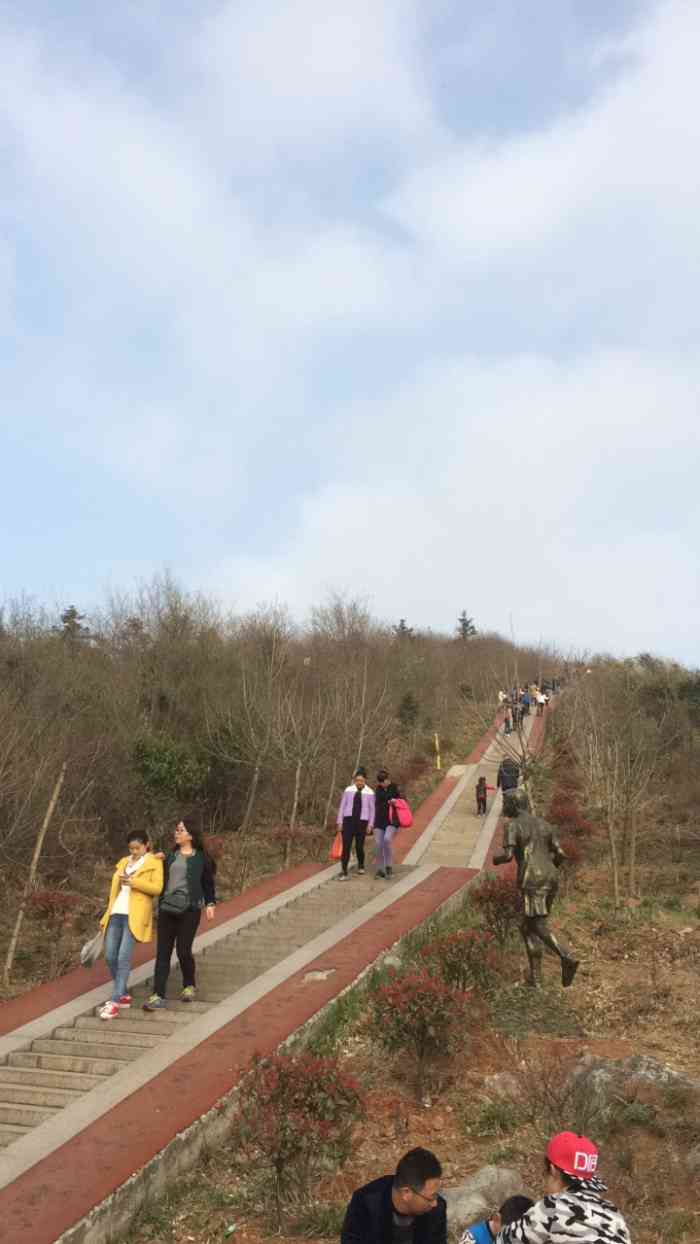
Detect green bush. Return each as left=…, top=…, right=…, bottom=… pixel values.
left=470, top=874, right=522, bottom=945
left=231, top=1052, right=364, bottom=1228
left=366, top=969, right=469, bottom=1099
left=418, top=928, right=498, bottom=993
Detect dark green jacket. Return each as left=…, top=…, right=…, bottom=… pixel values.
left=162, top=849, right=216, bottom=909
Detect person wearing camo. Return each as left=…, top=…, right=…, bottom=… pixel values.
left=489, top=1132, right=631, bottom=1244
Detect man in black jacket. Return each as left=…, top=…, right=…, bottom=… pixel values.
left=341, top=1148, right=446, bottom=1244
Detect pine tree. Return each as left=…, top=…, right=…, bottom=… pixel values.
left=456, top=610, right=477, bottom=640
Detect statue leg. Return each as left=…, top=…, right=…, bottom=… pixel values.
left=520, top=917, right=543, bottom=988
left=531, top=916, right=579, bottom=987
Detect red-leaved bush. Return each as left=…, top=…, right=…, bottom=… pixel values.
left=419, top=928, right=498, bottom=993
left=470, top=874, right=522, bottom=945
left=547, top=794, right=594, bottom=838
left=366, top=969, right=470, bottom=1098
left=232, top=1051, right=364, bottom=1226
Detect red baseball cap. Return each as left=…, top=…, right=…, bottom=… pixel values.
left=546, top=1132, right=599, bottom=1179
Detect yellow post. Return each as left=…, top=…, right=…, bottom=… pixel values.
left=434, top=731, right=441, bottom=770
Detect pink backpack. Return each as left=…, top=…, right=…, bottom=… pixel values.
left=389, top=798, right=413, bottom=829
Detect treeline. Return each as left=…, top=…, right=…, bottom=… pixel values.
left=549, top=654, right=700, bottom=904
left=0, top=577, right=556, bottom=889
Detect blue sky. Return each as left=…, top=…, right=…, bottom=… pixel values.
left=1, top=0, right=698, bottom=662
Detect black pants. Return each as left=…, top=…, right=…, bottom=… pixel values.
left=341, top=818, right=367, bottom=873
left=154, top=908, right=201, bottom=997
left=477, top=795, right=487, bottom=814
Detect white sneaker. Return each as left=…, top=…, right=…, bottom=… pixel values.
left=99, top=1001, right=119, bottom=1021
left=337, top=873, right=349, bottom=881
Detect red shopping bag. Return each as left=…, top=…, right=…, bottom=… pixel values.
left=329, top=830, right=343, bottom=861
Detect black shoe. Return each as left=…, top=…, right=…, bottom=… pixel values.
left=375, top=869, right=386, bottom=879
left=562, top=958, right=579, bottom=988
left=386, top=866, right=393, bottom=878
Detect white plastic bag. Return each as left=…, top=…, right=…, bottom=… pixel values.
left=80, top=929, right=105, bottom=968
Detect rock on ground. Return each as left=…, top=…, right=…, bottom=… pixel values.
left=444, top=1165, right=525, bottom=1238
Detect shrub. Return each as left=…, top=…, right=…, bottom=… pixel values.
left=231, top=1052, right=364, bottom=1228
left=28, top=891, right=82, bottom=923
left=366, top=969, right=470, bottom=1099
left=419, top=929, right=498, bottom=993
left=470, top=875, right=522, bottom=945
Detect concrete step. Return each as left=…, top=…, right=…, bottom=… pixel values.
left=31, top=1038, right=143, bottom=1063
left=0, top=1081, right=83, bottom=1108
left=114, top=1006, right=204, bottom=1025
left=76, top=1016, right=178, bottom=1039
left=0, top=1066, right=103, bottom=1093
left=0, top=1101, right=59, bottom=1126
left=0, top=1123, right=32, bottom=1148
left=52, top=1026, right=163, bottom=1049
left=9, top=1050, right=128, bottom=1076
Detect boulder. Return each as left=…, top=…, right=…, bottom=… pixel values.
left=444, top=1166, right=525, bottom=1237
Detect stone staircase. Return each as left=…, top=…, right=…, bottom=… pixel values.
left=0, top=865, right=404, bottom=1149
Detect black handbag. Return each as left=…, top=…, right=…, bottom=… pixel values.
left=159, top=890, right=190, bottom=915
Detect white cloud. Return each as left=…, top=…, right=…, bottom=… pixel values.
left=193, top=0, right=441, bottom=164
left=196, top=347, right=699, bottom=660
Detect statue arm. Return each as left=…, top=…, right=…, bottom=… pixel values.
left=493, top=823, right=517, bottom=867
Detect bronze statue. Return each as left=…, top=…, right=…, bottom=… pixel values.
left=493, top=790, right=579, bottom=988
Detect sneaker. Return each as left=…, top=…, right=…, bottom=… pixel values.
left=375, top=869, right=386, bottom=879
left=337, top=872, right=349, bottom=881
left=357, top=867, right=366, bottom=875
left=99, top=1001, right=119, bottom=1021
left=180, top=986, right=197, bottom=1002
left=117, top=995, right=132, bottom=1008
left=142, top=993, right=167, bottom=1011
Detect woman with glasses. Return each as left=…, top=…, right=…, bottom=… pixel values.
left=143, top=818, right=216, bottom=1011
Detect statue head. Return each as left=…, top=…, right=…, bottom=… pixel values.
left=503, top=788, right=530, bottom=817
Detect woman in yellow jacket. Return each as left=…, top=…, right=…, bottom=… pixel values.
left=98, top=830, right=164, bottom=1020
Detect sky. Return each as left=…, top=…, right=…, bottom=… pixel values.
left=1, top=0, right=698, bottom=663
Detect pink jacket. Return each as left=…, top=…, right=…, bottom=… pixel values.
left=337, top=786, right=375, bottom=829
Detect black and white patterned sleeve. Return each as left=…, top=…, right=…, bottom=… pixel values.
left=496, top=1200, right=552, bottom=1244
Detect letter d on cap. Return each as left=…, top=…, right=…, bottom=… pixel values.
left=574, top=1151, right=598, bottom=1173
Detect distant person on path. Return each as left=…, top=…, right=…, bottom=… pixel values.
left=475, top=775, right=495, bottom=815
left=504, top=705, right=513, bottom=735
left=341, top=1146, right=446, bottom=1244
left=99, top=831, right=163, bottom=1020
left=497, top=757, right=520, bottom=793
left=336, top=770, right=375, bottom=880
left=521, top=691, right=531, bottom=717
left=143, top=818, right=216, bottom=1011
left=373, top=768, right=399, bottom=879
left=536, top=691, right=547, bottom=717
left=492, top=1133, right=631, bottom=1243
left=460, top=1196, right=534, bottom=1244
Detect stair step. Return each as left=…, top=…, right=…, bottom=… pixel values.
left=0, top=1123, right=32, bottom=1147
left=31, top=1038, right=143, bottom=1063
left=52, top=1025, right=163, bottom=1049
left=0, top=1083, right=83, bottom=1108
left=77, top=1016, right=178, bottom=1038
left=9, top=1050, right=128, bottom=1076
left=114, top=1006, right=203, bottom=1025
left=0, top=1066, right=103, bottom=1092
left=0, top=1101, right=59, bottom=1126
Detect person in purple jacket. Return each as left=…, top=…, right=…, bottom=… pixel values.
left=336, top=770, right=375, bottom=880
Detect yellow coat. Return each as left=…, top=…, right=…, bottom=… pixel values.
left=100, top=853, right=164, bottom=943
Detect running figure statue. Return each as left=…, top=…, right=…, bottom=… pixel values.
left=493, top=790, right=579, bottom=988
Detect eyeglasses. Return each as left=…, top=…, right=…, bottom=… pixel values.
left=410, top=1187, right=440, bottom=1206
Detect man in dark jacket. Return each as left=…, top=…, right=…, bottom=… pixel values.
left=496, top=757, right=520, bottom=792
left=341, top=1147, right=446, bottom=1244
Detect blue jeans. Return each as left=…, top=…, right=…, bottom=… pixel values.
left=104, top=914, right=136, bottom=1003
left=373, top=825, right=396, bottom=871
